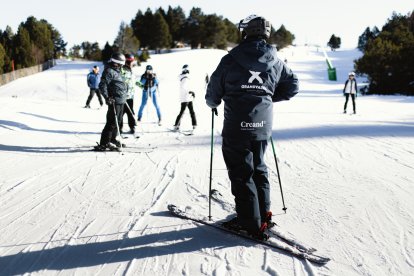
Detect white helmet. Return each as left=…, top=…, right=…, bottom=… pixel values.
left=109, top=53, right=126, bottom=65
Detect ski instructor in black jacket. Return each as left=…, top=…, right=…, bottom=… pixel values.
left=94, top=53, right=128, bottom=151
left=205, top=15, right=299, bottom=239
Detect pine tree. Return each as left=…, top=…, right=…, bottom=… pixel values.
left=101, top=42, right=114, bottom=64
left=183, top=7, right=205, bottom=49
left=165, top=6, right=186, bottom=46
left=13, top=26, right=35, bottom=68
left=223, top=19, right=239, bottom=44
left=69, top=45, right=82, bottom=59
left=358, top=26, right=379, bottom=52
left=355, top=11, right=414, bottom=95
left=149, top=11, right=172, bottom=50
left=114, top=22, right=140, bottom=54
left=22, top=16, right=54, bottom=62
left=0, top=43, right=5, bottom=74
left=201, top=14, right=227, bottom=49
left=131, top=9, right=153, bottom=48
left=270, top=25, right=295, bottom=50
left=0, top=26, right=14, bottom=72
left=327, top=34, right=341, bottom=51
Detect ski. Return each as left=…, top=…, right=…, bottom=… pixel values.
left=168, top=128, right=194, bottom=136
left=168, top=204, right=330, bottom=265
left=210, top=189, right=317, bottom=254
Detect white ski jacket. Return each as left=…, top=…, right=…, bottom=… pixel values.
left=179, top=72, right=194, bottom=103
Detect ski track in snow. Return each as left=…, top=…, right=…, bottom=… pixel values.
left=1, top=47, right=414, bottom=275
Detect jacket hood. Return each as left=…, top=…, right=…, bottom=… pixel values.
left=229, top=40, right=277, bottom=72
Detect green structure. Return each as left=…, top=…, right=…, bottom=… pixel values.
left=323, top=48, right=337, bottom=81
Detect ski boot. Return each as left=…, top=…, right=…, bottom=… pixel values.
left=111, top=140, right=126, bottom=148
left=263, top=211, right=277, bottom=229
left=93, top=143, right=107, bottom=151
left=222, top=217, right=269, bottom=241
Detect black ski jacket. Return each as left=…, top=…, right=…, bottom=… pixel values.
left=99, top=65, right=128, bottom=104
left=205, top=39, right=299, bottom=140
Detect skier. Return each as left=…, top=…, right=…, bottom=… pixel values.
left=137, top=65, right=162, bottom=125
left=173, top=64, right=197, bottom=131
left=343, top=72, right=357, bottom=114
left=85, top=66, right=103, bottom=108
left=94, top=53, right=128, bottom=151
left=120, top=54, right=138, bottom=134
left=205, top=14, right=299, bottom=239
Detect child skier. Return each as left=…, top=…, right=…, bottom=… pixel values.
left=173, top=64, right=197, bottom=131
left=137, top=65, right=162, bottom=125
left=120, top=54, right=138, bottom=134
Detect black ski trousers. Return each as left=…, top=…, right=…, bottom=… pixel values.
left=120, top=99, right=136, bottom=132
left=344, top=93, right=356, bottom=112
left=86, top=88, right=103, bottom=106
left=174, top=102, right=197, bottom=127
left=100, top=104, right=124, bottom=145
left=222, top=138, right=270, bottom=233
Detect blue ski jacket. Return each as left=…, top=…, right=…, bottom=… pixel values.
left=87, top=71, right=100, bottom=89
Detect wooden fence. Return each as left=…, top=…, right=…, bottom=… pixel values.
left=0, top=60, right=56, bottom=86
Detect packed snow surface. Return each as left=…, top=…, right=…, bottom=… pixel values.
left=0, top=46, right=413, bottom=275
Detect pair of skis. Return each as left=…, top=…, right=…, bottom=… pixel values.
left=168, top=191, right=330, bottom=265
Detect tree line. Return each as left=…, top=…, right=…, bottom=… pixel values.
left=69, top=6, right=296, bottom=62
left=0, top=16, right=66, bottom=74
left=1, top=7, right=296, bottom=74
left=355, top=11, right=414, bottom=95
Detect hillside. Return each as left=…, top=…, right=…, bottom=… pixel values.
left=0, top=47, right=413, bottom=276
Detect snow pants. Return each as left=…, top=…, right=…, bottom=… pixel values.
left=100, top=104, right=124, bottom=145
left=86, top=88, right=103, bottom=106
left=120, top=98, right=136, bottom=132
left=222, top=138, right=271, bottom=233
left=344, top=93, right=356, bottom=112
left=174, top=102, right=197, bottom=127
left=138, top=90, right=161, bottom=121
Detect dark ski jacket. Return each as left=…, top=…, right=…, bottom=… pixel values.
left=99, top=64, right=128, bottom=104
left=87, top=71, right=100, bottom=89
left=140, top=73, right=159, bottom=93
left=205, top=39, right=299, bottom=140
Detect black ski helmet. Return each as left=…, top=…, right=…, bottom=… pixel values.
left=182, top=64, right=189, bottom=73
left=146, top=65, right=153, bottom=71
left=238, top=15, right=271, bottom=40
left=110, top=53, right=126, bottom=65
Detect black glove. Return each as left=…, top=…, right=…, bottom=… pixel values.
left=189, top=91, right=195, bottom=98
left=212, top=108, right=218, bottom=116
left=105, top=97, right=115, bottom=105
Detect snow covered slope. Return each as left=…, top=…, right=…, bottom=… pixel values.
left=0, top=47, right=413, bottom=275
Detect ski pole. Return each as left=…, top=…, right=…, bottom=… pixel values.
left=112, top=103, right=123, bottom=153
left=270, top=136, right=287, bottom=213
left=124, top=101, right=137, bottom=124
left=208, top=109, right=215, bottom=221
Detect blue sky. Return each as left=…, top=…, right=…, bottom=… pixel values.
left=1, top=0, right=412, bottom=49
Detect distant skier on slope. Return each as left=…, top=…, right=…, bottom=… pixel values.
left=84, top=66, right=103, bottom=108
left=343, top=72, right=358, bottom=114
left=94, top=53, right=128, bottom=151
left=137, top=65, right=162, bottom=125
left=173, top=64, right=197, bottom=131
left=205, top=14, right=299, bottom=240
